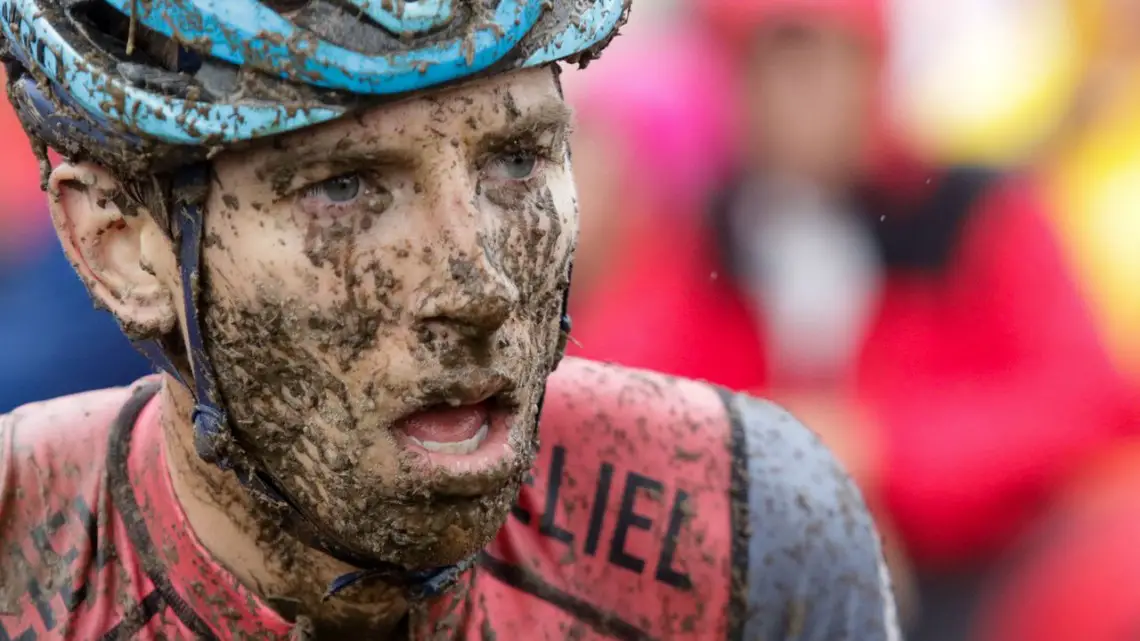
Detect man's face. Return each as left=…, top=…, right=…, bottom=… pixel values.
left=198, top=67, right=576, bottom=567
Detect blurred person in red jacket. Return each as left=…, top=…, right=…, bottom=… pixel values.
left=569, top=0, right=1139, bottom=637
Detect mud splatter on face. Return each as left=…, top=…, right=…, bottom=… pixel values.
left=197, top=68, right=577, bottom=570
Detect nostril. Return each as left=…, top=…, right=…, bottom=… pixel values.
left=464, top=292, right=512, bottom=330
left=449, top=257, right=476, bottom=283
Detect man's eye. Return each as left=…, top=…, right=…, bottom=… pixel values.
left=303, top=173, right=362, bottom=204
left=486, top=152, right=540, bottom=181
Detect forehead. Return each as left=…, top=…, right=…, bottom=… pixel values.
left=238, top=66, right=566, bottom=164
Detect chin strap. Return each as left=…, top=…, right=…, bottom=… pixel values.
left=556, top=264, right=573, bottom=363
left=323, top=555, right=479, bottom=601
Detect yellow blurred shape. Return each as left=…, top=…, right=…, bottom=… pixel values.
left=1048, top=80, right=1140, bottom=380
left=895, top=0, right=1080, bottom=165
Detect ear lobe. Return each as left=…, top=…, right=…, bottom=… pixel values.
left=49, top=162, right=177, bottom=340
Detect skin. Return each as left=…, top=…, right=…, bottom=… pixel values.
left=741, top=20, right=875, bottom=189
left=46, top=67, right=578, bottom=635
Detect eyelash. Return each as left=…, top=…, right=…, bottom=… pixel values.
left=496, top=140, right=558, bottom=161
left=483, top=141, right=561, bottom=180
left=293, top=138, right=563, bottom=209
left=294, top=172, right=378, bottom=216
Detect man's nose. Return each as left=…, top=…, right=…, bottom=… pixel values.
left=414, top=185, right=519, bottom=333
left=426, top=250, right=519, bottom=332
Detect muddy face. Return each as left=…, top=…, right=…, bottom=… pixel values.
left=198, top=67, right=576, bottom=568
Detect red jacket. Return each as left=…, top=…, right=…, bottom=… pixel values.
left=569, top=169, right=1140, bottom=567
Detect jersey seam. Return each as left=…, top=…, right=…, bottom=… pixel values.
left=477, top=551, right=658, bottom=641
left=714, top=386, right=750, bottom=641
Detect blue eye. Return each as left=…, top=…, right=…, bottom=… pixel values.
left=501, top=153, right=538, bottom=179
left=305, top=173, right=362, bottom=203
left=487, top=152, right=540, bottom=181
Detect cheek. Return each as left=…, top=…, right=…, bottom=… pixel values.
left=206, top=198, right=417, bottom=325
left=523, top=170, right=578, bottom=276
left=200, top=201, right=426, bottom=398
left=202, top=199, right=342, bottom=306
left=199, top=207, right=365, bottom=418
left=549, top=170, right=581, bottom=251
left=483, top=177, right=572, bottom=300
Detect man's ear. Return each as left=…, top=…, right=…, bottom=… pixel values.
left=49, top=162, right=178, bottom=339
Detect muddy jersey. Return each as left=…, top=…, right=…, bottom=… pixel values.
left=0, top=358, right=898, bottom=640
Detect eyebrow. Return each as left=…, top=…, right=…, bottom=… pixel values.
left=474, top=100, right=574, bottom=150
left=256, top=136, right=414, bottom=181
left=256, top=98, right=574, bottom=185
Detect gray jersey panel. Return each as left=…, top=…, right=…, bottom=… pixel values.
left=722, top=391, right=901, bottom=641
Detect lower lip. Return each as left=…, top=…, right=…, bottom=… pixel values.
left=393, top=405, right=515, bottom=476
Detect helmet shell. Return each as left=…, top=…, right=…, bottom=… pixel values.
left=0, top=0, right=630, bottom=173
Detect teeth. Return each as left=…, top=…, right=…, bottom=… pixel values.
left=411, top=423, right=489, bottom=455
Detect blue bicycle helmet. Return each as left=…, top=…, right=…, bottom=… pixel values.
left=0, top=0, right=629, bottom=600
left=0, top=0, right=628, bottom=169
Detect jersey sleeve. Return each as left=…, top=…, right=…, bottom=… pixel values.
left=727, top=393, right=901, bottom=641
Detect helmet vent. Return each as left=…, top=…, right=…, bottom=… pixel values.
left=263, top=0, right=312, bottom=14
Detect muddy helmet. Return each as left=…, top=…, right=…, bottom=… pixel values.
left=0, top=0, right=629, bottom=599
left=0, top=0, right=629, bottom=171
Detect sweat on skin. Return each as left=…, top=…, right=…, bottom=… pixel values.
left=47, top=67, right=576, bottom=635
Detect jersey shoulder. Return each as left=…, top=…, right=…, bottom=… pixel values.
left=478, top=358, right=898, bottom=640
left=1, top=383, right=142, bottom=488
left=724, top=391, right=900, bottom=640
left=0, top=384, right=143, bottom=608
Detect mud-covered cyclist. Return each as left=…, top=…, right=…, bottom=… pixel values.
left=0, top=1, right=900, bottom=639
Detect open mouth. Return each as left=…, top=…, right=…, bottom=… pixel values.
left=395, top=397, right=500, bottom=455
left=390, top=384, right=519, bottom=481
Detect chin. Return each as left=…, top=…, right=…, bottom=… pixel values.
left=327, top=478, right=523, bottom=569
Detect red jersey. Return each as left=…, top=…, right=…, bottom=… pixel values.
left=0, top=358, right=898, bottom=640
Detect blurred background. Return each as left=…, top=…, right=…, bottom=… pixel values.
left=2, top=0, right=1140, bottom=638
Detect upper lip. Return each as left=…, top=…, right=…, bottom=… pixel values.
left=403, top=371, right=515, bottom=417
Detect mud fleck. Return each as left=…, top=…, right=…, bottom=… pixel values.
left=222, top=193, right=241, bottom=210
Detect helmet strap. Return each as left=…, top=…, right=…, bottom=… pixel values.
left=139, top=163, right=471, bottom=601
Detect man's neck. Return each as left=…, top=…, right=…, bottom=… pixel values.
left=158, top=377, right=411, bottom=635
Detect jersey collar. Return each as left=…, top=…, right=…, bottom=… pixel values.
left=115, top=384, right=473, bottom=639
